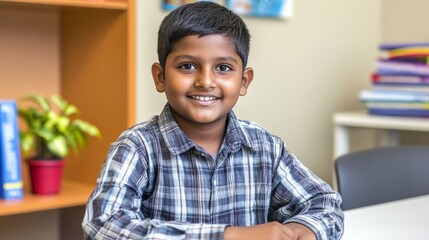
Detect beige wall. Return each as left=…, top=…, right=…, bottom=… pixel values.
left=382, top=0, right=429, bottom=147
left=137, top=0, right=381, bottom=185
left=382, top=0, right=429, bottom=42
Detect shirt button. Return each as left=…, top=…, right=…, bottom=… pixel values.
left=213, top=179, right=217, bottom=186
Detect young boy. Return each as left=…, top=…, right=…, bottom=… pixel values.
left=82, top=2, right=344, bottom=239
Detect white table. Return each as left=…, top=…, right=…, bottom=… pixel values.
left=342, top=195, right=429, bottom=240
left=333, top=110, right=429, bottom=158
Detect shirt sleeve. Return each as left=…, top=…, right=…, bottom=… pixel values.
left=82, top=141, right=228, bottom=240
left=269, top=145, right=344, bottom=240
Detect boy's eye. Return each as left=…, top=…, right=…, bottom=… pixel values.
left=217, top=65, right=232, bottom=72
left=179, top=63, right=196, bottom=70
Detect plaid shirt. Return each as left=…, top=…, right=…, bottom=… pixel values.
left=83, top=104, right=344, bottom=239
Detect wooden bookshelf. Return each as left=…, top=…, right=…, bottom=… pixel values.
left=0, top=0, right=135, bottom=185
left=0, top=0, right=135, bottom=238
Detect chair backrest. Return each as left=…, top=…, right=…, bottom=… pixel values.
left=335, top=146, right=429, bottom=210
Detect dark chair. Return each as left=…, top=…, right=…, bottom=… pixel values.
left=335, top=146, right=429, bottom=210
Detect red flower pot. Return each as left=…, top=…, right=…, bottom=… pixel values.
left=27, top=159, right=65, bottom=195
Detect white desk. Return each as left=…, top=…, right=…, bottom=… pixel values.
left=342, top=195, right=429, bottom=240
left=333, top=110, right=429, bottom=158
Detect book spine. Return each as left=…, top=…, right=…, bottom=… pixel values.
left=359, top=90, right=429, bottom=103
left=0, top=100, right=23, bottom=200
left=386, top=47, right=429, bottom=59
left=372, top=85, right=429, bottom=93
left=379, top=42, right=429, bottom=51
left=368, top=108, right=429, bottom=117
left=376, top=60, right=429, bottom=76
left=372, top=73, right=429, bottom=84
left=365, top=102, right=429, bottom=110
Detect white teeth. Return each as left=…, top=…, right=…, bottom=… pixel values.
left=192, top=96, right=217, bottom=101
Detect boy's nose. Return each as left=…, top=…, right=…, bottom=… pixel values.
left=195, top=69, right=215, bottom=89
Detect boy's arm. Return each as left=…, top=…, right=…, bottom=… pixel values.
left=82, top=143, right=228, bottom=240
left=83, top=186, right=228, bottom=239
left=268, top=147, right=344, bottom=240
left=224, top=222, right=316, bottom=240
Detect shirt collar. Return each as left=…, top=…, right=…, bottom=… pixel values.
left=158, top=103, right=254, bottom=156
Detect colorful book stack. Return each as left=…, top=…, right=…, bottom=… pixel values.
left=359, top=42, right=429, bottom=117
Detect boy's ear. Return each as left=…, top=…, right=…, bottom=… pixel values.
left=239, top=67, right=254, bottom=96
left=152, top=63, right=165, bottom=93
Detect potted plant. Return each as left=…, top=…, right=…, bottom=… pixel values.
left=17, top=93, right=101, bottom=195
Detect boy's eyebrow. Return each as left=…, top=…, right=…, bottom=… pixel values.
left=172, top=55, right=197, bottom=61
left=217, top=56, right=239, bottom=64
left=173, top=55, right=239, bottom=64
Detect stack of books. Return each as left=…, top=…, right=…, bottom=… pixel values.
left=359, top=43, right=429, bottom=117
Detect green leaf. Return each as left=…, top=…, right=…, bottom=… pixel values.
left=56, top=116, right=70, bottom=132
left=63, top=130, right=79, bottom=153
left=51, top=95, right=67, bottom=112
left=34, top=127, right=54, bottom=141
left=43, top=111, right=59, bottom=129
left=20, top=132, right=35, bottom=157
left=72, top=120, right=101, bottom=138
left=20, top=94, right=50, bottom=112
left=47, top=135, right=68, bottom=158
left=63, top=104, right=78, bottom=116
left=72, top=129, right=87, bottom=148
left=52, top=95, right=79, bottom=116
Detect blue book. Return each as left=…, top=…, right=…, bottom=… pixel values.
left=359, top=89, right=429, bottom=103
left=368, top=108, right=429, bottom=117
left=379, top=42, right=429, bottom=51
left=0, top=100, right=23, bottom=200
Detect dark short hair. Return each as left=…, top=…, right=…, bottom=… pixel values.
left=157, top=1, right=251, bottom=70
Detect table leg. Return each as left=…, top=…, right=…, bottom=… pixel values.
left=333, top=125, right=349, bottom=190
left=334, top=125, right=350, bottom=158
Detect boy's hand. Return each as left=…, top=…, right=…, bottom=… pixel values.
left=224, top=222, right=316, bottom=240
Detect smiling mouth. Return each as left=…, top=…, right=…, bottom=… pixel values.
left=190, top=96, right=219, bottom=101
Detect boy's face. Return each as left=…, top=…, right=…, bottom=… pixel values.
left=152, top=34, right=253, bottom=128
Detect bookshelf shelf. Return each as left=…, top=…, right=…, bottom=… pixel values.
left=0, top=180, right=93, bottom=217
left=0, top=0, right=128, bottom=10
